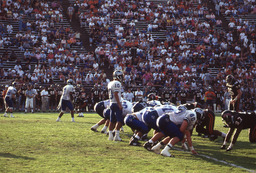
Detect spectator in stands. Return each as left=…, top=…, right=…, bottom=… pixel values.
left=205, top=86, right=216, bottom=111
left=40, top=86, right=49, bottom=112
left=135, top=88, right=144, bottom=101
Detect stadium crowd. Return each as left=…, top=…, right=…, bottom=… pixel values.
left=0, top=0, right=255, bottom=113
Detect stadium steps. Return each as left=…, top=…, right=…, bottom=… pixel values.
left=224, top=14, right=256, bottom=25
left=208, top=67, right=220, bottom=78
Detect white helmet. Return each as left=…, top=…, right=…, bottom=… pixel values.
left=177, top=105, right=187, bottom=113
left=113, top=70, right=123, bottom=82
left=67, top=79, right=74, bottom=85
left=194, top=108, right=204, bottom=120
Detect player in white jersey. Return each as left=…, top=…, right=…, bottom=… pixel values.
left=91, top=99, right=110, bottom=133
left=147, top=93, right=162, bottom=107
left=142, top=104, right=179, bottom=150
left=91, top=99, right=132, bottom=135
left=56, top=79, right=75, bottom=122
left=108, top=70, right=124, bottom=141
left=121, top=99, right=133, bottom=117
left=151, top=109, right=198, bottom=157
left=3, top=82, right=17, bottom=118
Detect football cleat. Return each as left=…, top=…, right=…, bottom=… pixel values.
left=108, top=133, right=114, bottom=141
left=71, top=119, right=75, bottom=122
left=209, top=135, right=218, bottom=141
left=202, top=135, right=209, bottom=138
left=151, top=144, right=162, bottom=154
left=220, top=145, right=226, bottom=149
left=3, top=113, right=7, bottom=117
left=161, top=149, right=174, bottom=157
left=10, top=115, right=14, bottom=118
left=113, top=135, right=122, bottom=141
left=129, top=137, right=140, bottom=146
left=226, top=146, right=232, bottom=151
left=91, top=127, right=98, bottom=132
left=143, top=141, right=153, bottom=151
left=101, top=130, right=107, bottom=134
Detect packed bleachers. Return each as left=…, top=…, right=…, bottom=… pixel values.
left=0, top=0, right=108, bottom=87
left=0, top=0, right=255, bottom=112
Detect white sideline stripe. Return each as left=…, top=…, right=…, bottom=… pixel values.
left=174, top=148, right=255, bottom=172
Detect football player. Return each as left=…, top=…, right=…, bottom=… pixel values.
left=132, top=101, right=148, bottom=113
left=108, top=70, right=124, bottom=141
left=142, top=104, right=179, bottom=150
left=182, top=102, right=203, bottom=110
left=195, top=108, right=226, bottom=141
left=226, top=74, right=242, bottom=112
left=35, top=84, right=42, bottom=112
left=3, top=82, right=17, bottom=118
left=56, top=79, right=75, bottom=122
left=170, top=88, right=178, bottom=105
left=152, top=109, right=198, bottom=157
left=48, top=84, right=57, bottom=112
left=221, top=110, right=256, bottom=151
left=179, top=88, right=187, bottom=104
left=147, top=93, right=162, bottom=107
left=125, top=107, right=152, bottom=146
left=2, top=85, right=8, bottom=111
left=91, top=84, right=101, bottom=108
left=91, top=99, right=110, bottom=133
left=194, top=87, right=204, bottom=107
left=93, top=100, right=133, bottom=134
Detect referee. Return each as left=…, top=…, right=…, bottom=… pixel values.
left=25, top=84, right=35, bottom=113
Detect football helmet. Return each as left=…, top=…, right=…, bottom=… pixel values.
left=221, top=110, right=235, bottom=127
left=226, top=74, right=235, bottom=85
left=67, top=79, right=74, bottom=85
left=147, top=93, right=156, bottom=101
left=132, top=101, right=147, bottom=112
left=5, top=85, right=9, bottom=88
left=12, top=81, right=17, bottom=86
left=113, top=70, right=123, bottom=82
left=177, top=105, right=187, bottom=113
left=194, top=108, right=204, bottom=120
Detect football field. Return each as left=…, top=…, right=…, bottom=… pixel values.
left=0, top=113, right=256, bottom=172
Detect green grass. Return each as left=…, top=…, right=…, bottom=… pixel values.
left=0, top=112, right=256, bottom=173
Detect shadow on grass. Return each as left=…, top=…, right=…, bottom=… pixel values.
left=195, top=141, right=256, bottom=170
left=0, top=152, right=35, bottom=160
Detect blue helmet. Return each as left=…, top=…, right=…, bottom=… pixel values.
left=132, top=101, right=147, bottom=112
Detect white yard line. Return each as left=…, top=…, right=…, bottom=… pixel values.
left=174, top=148, right=256, bottom=172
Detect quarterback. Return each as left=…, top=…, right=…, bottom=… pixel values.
left=108, top=70, right=124, bottom=141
